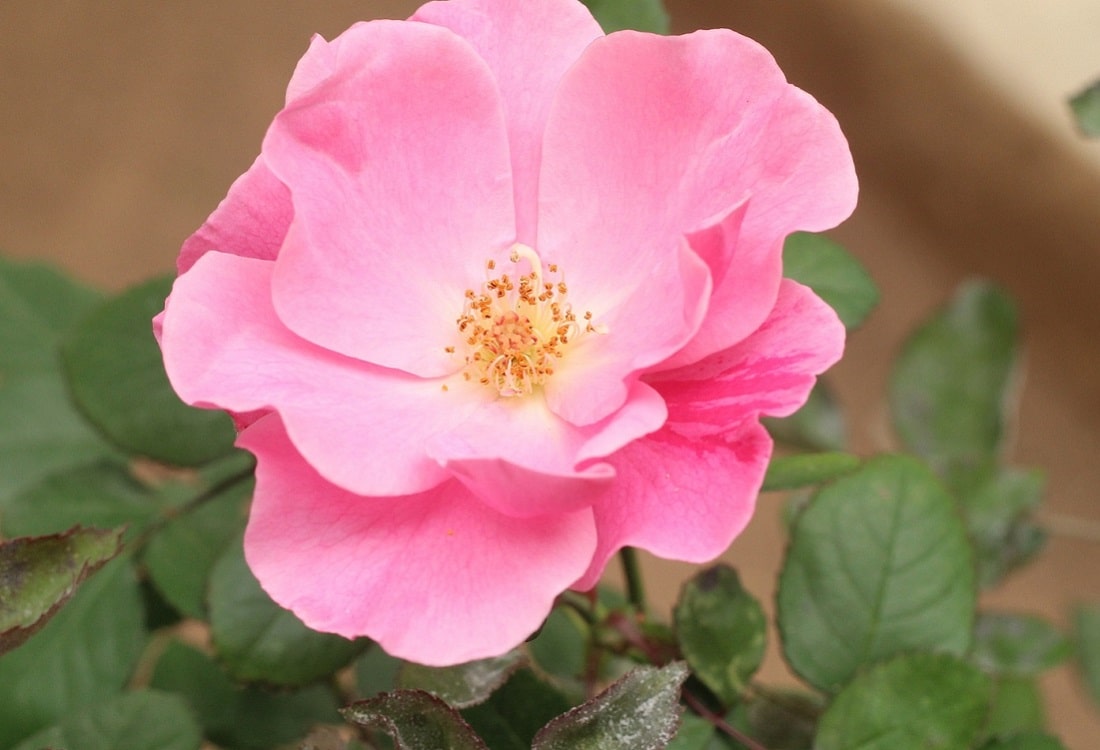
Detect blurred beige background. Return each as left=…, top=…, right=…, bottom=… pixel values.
left=3, top=1, right=1099, bottom=746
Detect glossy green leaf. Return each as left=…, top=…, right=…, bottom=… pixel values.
left=972, top=612, right=1071, bottom=676
left=783, top=232, right=879, bottom=329
left=150, top=640, right=339, bottom=750
left=761, top=452, right=860, bottom=492
left=778, top=456, right=976, bottom=691
left=462, top=668, right=573, bottom=750
left=0, top=526, right=123, bottom=655
left=11, top=689, right=202, bottom=750
left=143, top=475, right=251, bottom=618
left=963, top=469, right=1047, bottom=588
left=815, top=653, right=991, bottom=750
left=343, top=690, right=489, bottom=750
left=0, top=557, right=146, bottom=746
left=1070, top=80, right=1100, bottom=136
left=399, top=651, right=525, bottom=709
left=0, top=257, right=113, bottom=506
left=581, top=0, right=668, bottom=33
left=61, top=275, right=235, bottom=465
left=674, top=565, right=765, bottom=706
left=532, top=662, right=688, bottom=750
left=208, top=537, right=367, bottom=686
left=980, top=732, right=1067, bottom=750
left=1074, top=603, right=1100, bottom=709
left=763, top=381, right=847, bottom=452
left=985, top=676, right=1045, bottom=738
left=890, top=281, right=1018, bottom=492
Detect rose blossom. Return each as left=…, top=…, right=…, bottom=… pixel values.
left=157, top=0, right=856, bottom=666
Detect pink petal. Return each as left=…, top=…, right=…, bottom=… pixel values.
left=241, top=415, right=597, bottom=666
left=539, top=28, right=857, bottom=365
left=412, top=0, right=602, bottom=245
left=651, top=279, right=845, bottom=440
left=263, top=20, right=516, bottom=377
left=428, top=380, right=667, bottom=517
left=574, top=421, right=771, bottom=590
left=160, top=251, right=482, bottom=496
left=176, top=155, right=292, bottom=274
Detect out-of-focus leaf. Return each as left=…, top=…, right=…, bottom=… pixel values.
left=527, top=605, right=588, bottom=693
left=783, top=231, right=879, bottom=329
left=815, top=653, right=991, bottom=750
left=532, top=662, right=688, bottom=750
left=666, top=713, right=714, bottom=750
left=462, top=669, right=573, bottom=750
left=984, top=676, right=1046, bottom=738
left=729, top=689, right=823, bottom=750
left=356, top=644, right=403, bottom=699
left=1075, top=603, right=1100, bottom=709
left=150, top=640, right=340, bottom=750
left=61, top=275, right=236, bottom=465
left=0, top=557, right=146, bottom=746
left=763, top=381, right=847, bottom=452
left=208, top=537, right=367, bottom=686
left=972, top=612, right=1071, bottom=676
left=1070, top=80, right=1100, bottom=137
left=963, top=469, right=1047, bottom=588
left=399, top=651, right=525, bottom=709
left=343, top=691, right=489, bottom=750
left=673, top=565, right=766, bottom=706
left=778, top=456, right=975, bottom=692
left=890, top=281, right=1019, bottom=493
left=0, top=526, right=123, bottom=655
left=761, top=452, right=860, bottom=492
left=980, top=732, right=1068, bottom=750
left=581, top=0, right=668, bottom=33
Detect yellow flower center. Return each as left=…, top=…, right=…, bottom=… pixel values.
left=452, top=244, right=601, bottom=397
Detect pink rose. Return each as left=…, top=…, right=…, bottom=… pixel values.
left=158, top=0, right=855, bottom=665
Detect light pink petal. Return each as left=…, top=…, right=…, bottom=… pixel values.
left=241, top=415, right=597, bottom=667
left=542, top=239, right=711, bottom=426
left=650, top=279, right=845, bottom=440
left=428, top=381, right=666, bottom=517
left=574, top=421, right=771, bottom=590
left=263, top=20, right=516, bottom=376
left=160, top=251, right=482, bottom=496
left=539, top=28, right=857, bottom=365
left=176, top=154, right=292, bottom=274
left=412, top=0, right=602, bottom=245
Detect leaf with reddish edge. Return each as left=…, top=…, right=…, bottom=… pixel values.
left=0, top=526, right=124, bottom=655
left=532, top=662, right=688, bottom=750
left=342, top=690, right=489, bottom=750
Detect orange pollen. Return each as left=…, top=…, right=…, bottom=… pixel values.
left=451, top=244, right=602, bottom=397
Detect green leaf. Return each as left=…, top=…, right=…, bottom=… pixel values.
left=815, top=653, right=991, bottom=750
left=729, top=689, right=823, bottom=750
left=673, top=565, right=766, bottom=706
left=980, top=732, right=1068, bottom=750
left=151, top=640, right=340, bottom=750
left=890, top=281, right=1019, bottom=493
left=1074, top=603, right=1100, bottom=709
left=0, top=526, right=124, bottom=655
left=532, top=662, right=688, bottom=750
left=783, top=232, right=879, bottom=329
left=984, top=676, right=1046, bottom=738
left=777, top=455, right=976, bottom=692
left=399, top=651, right=525, bottom=709
left=527, top=605, right=588, bottom=690
left=972, top=612, right=1071, bottom=676
left=356, top=644, right=404, bottom=698
left=61, top=275, right=236, bottom=465
left=143, top=475, right=251, bottom=618
left=667, top=713, right=714, bottom=750
left=208, top=536, right=367, bottom=686
left=0, top=257, right=114, bottom=506
left=343, top=690, right=489, bottom=750
left=462, top=668, right=573, bottom=750
left=1070, top=80, right=1100, bottom=137
left=963, top=469, right=1047, bottom=588
left=11, top=689, right=202, bottom=750
left=0, top=557, right=146, bottom=746
left=761, top=452, right=860, bottom=492
left=580, top=0, right=668, bottom=33
left=763, top=381, right=847, bottom=452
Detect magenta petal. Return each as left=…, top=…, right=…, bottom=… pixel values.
left=263, top=20, right=516, bottom=376
left=241, top=415, right=597, bottom=666
left=574, top=422, right=771, bottom=590
left=652, top=279, right=845, bottom=440
left=176, top=154, right=292, bottom=274
left=160, top=251, right=480, bottom=496
left=412, top=0, right=602, bottom=245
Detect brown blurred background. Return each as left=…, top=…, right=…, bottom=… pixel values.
left=2, top=1, right=1099, bottom=746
